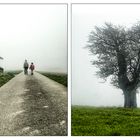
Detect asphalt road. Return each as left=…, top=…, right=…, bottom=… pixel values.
left=0, top=72, right=67, bottom=136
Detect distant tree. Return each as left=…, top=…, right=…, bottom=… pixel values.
left=87, top=22, right=140, bottom=108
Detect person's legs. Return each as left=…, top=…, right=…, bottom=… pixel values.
left=31, top=70, right=33, bottom=75
left=24, top=68, right=28, bottom=75
left=24, top=68, right=26, bottom=74
left=26, top=69, right=28, bottom=75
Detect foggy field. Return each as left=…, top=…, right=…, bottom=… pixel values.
left=40, top=72, right=67, bottom=87
left=72, top=106, right=140, bottom=136
left=6, top=70, right=22, bottom=75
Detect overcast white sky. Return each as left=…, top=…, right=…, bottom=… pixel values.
left=72, top=4, right=140, bottom=107
left=0, top=4, right=67, bottom=73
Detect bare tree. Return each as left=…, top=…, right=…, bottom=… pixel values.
left=87, top=23, right=140, bottom=108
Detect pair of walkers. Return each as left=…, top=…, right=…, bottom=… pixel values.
left=23, top=60, right=35, bottom=75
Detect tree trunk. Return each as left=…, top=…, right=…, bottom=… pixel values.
left=124, top=89, right=137, bottom=108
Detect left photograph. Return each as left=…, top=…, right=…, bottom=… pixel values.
left=0, top=4, right=67, bottom=136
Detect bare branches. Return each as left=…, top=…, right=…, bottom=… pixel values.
left=87, top=22, right=140, bottom=90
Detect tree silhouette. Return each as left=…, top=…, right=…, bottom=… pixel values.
left=87, top=22, right=140, bottom=108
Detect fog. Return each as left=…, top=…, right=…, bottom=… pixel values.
left=0, top=4, right=67, bottom=73
left=72, top=4, right=140, bottom=107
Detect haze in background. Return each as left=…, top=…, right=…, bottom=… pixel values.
left=72, top=4, right=140, bottom=107
left=0, top=4, right=67, bottom=73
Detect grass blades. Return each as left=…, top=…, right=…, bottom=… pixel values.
left=72, top=106, right=140, bottom=136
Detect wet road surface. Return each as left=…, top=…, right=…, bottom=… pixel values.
left=0, top=72, right=67, bottom=136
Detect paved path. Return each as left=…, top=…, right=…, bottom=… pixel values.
left=0, top=72, right=67, bottom=136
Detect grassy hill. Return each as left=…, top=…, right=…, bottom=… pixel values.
left=72, top=106, right=140, bottom=136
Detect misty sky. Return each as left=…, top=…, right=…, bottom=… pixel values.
left=72, top=4, right=140, bottom=107
left=0, top=4, right=67, bottom=73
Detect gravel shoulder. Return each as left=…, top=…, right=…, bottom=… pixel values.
left=0, top=72, right=67, bottom=136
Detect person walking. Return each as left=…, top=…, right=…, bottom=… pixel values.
left=29, top=62, right=35, bottom=75
left=23, top=60, right=29, bottom=75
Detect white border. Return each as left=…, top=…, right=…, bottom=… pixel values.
left=0, top=1, right=140, bottom=140
left=0, top=2, right=69, bottom=139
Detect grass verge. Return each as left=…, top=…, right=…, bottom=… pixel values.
left=72, top=106, right=140, bottom=136
left=39, top=72, right=67, bottom=87
left=0, top=70, right=22, bottom=87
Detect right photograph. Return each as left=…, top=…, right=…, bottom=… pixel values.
left=72, top=4, right=140, bottom=136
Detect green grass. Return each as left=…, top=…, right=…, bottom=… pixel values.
left=72, top=106, right=140, bottom=136
left=0, top=70, right=22, bottom=87
left=0, top=73, right=14, bottom=87
left=39, top=72, right=67, bottom=87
